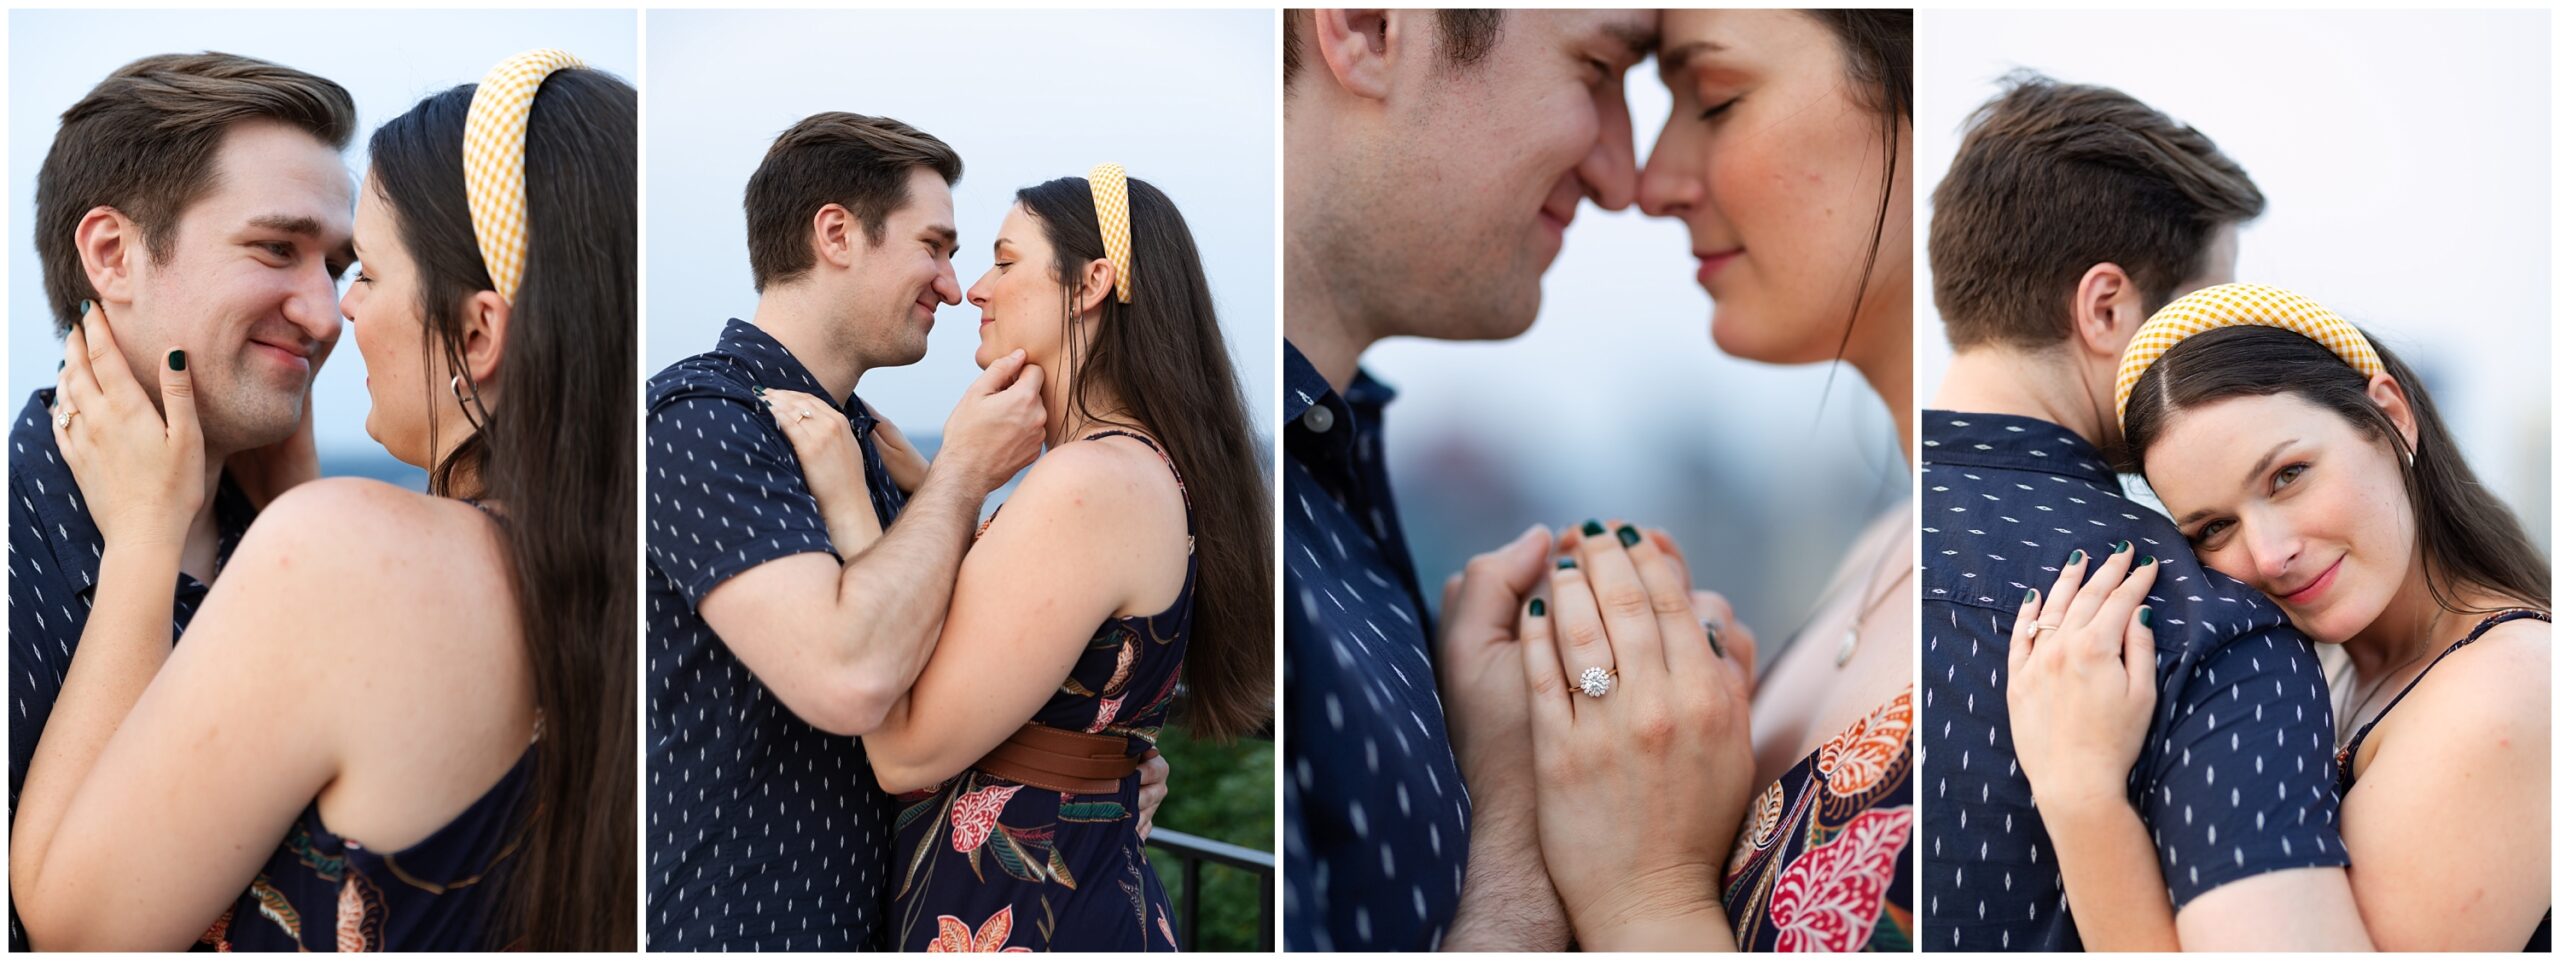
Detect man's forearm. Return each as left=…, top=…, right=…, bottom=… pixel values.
left=826, top=462, right=988, bottom=717
left=2043, top=796, right=2180, bottom=951
left=1441, top=808, right=1570, bottom=951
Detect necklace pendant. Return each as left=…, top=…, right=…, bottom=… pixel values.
left=1836, top=626, right=1859, bottom=667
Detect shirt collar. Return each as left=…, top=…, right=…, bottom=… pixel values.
left=1282, top=339, right=1396, bottom=422
left=714, top=318, right=878, bottom=435
left=1920, top=409, right=2118, bottom=485
left=13, top=389, right=258, bottom=594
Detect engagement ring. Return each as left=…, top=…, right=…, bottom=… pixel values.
left=52, top=408, right=73, bottom=430
left=1577, top=666, right=1617, bottom=698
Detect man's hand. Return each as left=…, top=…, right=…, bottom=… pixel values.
left=1435, top=524, right=1570, bottom=951
left=1135, top=752, right=1169, bottom=842
left=933, top=349, right=1045, bottom=495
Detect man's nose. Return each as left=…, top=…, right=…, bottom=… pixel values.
left=1578, top=89, right=1640, bottom=211
left=936, top=263, right=963, bottom=305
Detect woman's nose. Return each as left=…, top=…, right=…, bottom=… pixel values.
left=1637, top=127, right=1700, bottom=219
left=2243, top=518, right=2302, bottom=587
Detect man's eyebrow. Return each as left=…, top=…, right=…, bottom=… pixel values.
left=246, top=214, right=326, bottom=237
left=1597, top=21, right=1659, bottom=63
left=1658, top=39, right=1726, bottom=78
left=923, top=223, right=958, bottom=250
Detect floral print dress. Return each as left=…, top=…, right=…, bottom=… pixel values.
left=1721, top=687, right=1915, bottom=951
left=890, top=431, right=1192, bottom=952
left=195, top=748, right=536, bottom=951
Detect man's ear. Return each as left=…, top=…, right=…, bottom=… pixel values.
left=811, top=203, right=863, bottom=272
left=1311, top=9, right=1405, bottom=102
left=74, top=205, right=142, bottom=306
left=2070, top=262, right=2146, bottom=364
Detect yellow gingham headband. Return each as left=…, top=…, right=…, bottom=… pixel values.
left=463, top=48, right=584, bottom=302
left=1089, top=163, right=1135, bottom=304
left=2115, top=282, right=2383, bottom=426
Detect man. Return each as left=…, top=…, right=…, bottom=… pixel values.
left=8, top=53, right=357, bottom=951
left=1279, top=9, right=1665, bottom=951
left=1922, top=74, right=2357, bottom=950
left=641, top=112, right=1165, bottom=951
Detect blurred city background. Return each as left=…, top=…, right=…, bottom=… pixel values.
left=7, top=9, right=640, bottom=488
left=1919, top=10, right=2552, bottom=550
left=648, top=10, right=1278, bottom=948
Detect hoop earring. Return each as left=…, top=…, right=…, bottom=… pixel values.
left=451, top=374, right=488, bottom=430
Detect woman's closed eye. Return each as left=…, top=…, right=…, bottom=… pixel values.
left=1698, top=96, right=1740, bottom=121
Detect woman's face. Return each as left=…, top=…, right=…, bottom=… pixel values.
left=2144, top=392, right=2418, bottom=644
left=965, top=203, right=1083, bottom=372
left=343, top=174, right=455, bottom=470
left=1639, top=10, right=1912, bottom=365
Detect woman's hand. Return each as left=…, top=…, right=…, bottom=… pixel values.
left=52, top=301, right=203, bottom=553
left=862, top=400, right=930, bottom=494
left=1518, top=519, right=1752, bottom=950
left=2007, top=543, right=2160, bottom=810
left=762, top=389, right=883, bottom=556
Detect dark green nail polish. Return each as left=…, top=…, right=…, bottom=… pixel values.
left=1706, top=622, right=1726, bottom=658
left=78, top=300, right=91, bottom=316
left=2137, top=555, right=2156, bottom=568
left=56, top=360, right=64, bottom=372
left=1557, top=557, right=1577, bottom=570
left=2067, top=550, right=2085, bottom=565
left=2026, top=588, right=2039, bottom=604
left=167, top=349, right=185, bottom=372
left=1616, top=525, right=1641, bottom=547
left=2113, top=539, right=2132, bottom=554
left=1528, top=598, right=1546, bottom=617
left=2139, top=606, right=2153, bottom=626
left=1580, top=519, right=1605, bottom=537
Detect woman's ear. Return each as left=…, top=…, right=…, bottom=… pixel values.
left=1076, top=257, right=1116, bottom=317
left=73, top=205, right=141, bottom=307
left=2366, top=372, right=2419, bottom=459
left=460, top=290, right=512, bottom=389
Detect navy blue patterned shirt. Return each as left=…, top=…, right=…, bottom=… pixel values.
left=1280, top=341, right=1472, bottom=952
left=8, top=387, right=253, bottom=951
left=1920, top=410, right=2348, bottom=951
left=645, top=319, right=908, bottom=951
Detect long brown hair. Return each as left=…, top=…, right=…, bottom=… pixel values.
left=1016, top=174, right=1274, bottom=742
left=2122, top=325, right=2550, bottom=616
left=367, top=67, right=636, bottom=950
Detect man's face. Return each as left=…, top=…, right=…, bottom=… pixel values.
left=123, top=120, right=350, bottom=454
left=842, top=167, right=961, bottom=371
left=1355, top=9, right=1654, bottom=340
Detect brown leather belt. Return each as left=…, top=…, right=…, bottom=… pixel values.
left=976, top=722, right=1153, bottom=794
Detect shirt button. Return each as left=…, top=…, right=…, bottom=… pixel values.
left=1301, top=405, right=1336, bottom=433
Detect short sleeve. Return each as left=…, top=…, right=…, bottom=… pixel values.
left=644, top=393, right=836, bottom=607
left=2138, top=625, right=2350, bottom=907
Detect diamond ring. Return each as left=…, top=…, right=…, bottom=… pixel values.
left=1577, top=666, right=1618, bottom=698
left=2029, top=622, right=2058, bottom=637
left=797, top=408, right=813, bottom=422
left=52, top=408, right=74, bottom=430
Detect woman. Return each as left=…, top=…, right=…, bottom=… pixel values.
left=7, top=55, right=635, bottom=951
left=1497, top=8, right=1916, bottom=951
left=2007, top=285, right=2550, bottom=950
left=767, top=169, right=1272, bottom=951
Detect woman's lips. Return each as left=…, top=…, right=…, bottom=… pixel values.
left=2278, top=557, right=2344, bottom=605
left=1695, top=248, right=1743, bottom=285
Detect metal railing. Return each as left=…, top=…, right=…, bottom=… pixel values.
left=1146, top=828, right=1276, bottom=951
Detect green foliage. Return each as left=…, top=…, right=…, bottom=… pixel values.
left=1146, top=726, right=1274, bottom=951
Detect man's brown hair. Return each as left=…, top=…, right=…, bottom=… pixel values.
left=1930, top=72, right=2265, bottom=349
left=742, top=112, right=962, bottom=293
left=34, top=52, right=357, bottom=335
left=1281, top=10, right=1504, bottom=91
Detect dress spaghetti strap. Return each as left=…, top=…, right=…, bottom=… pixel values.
left=2337, top=608, right=2549, bottom=794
